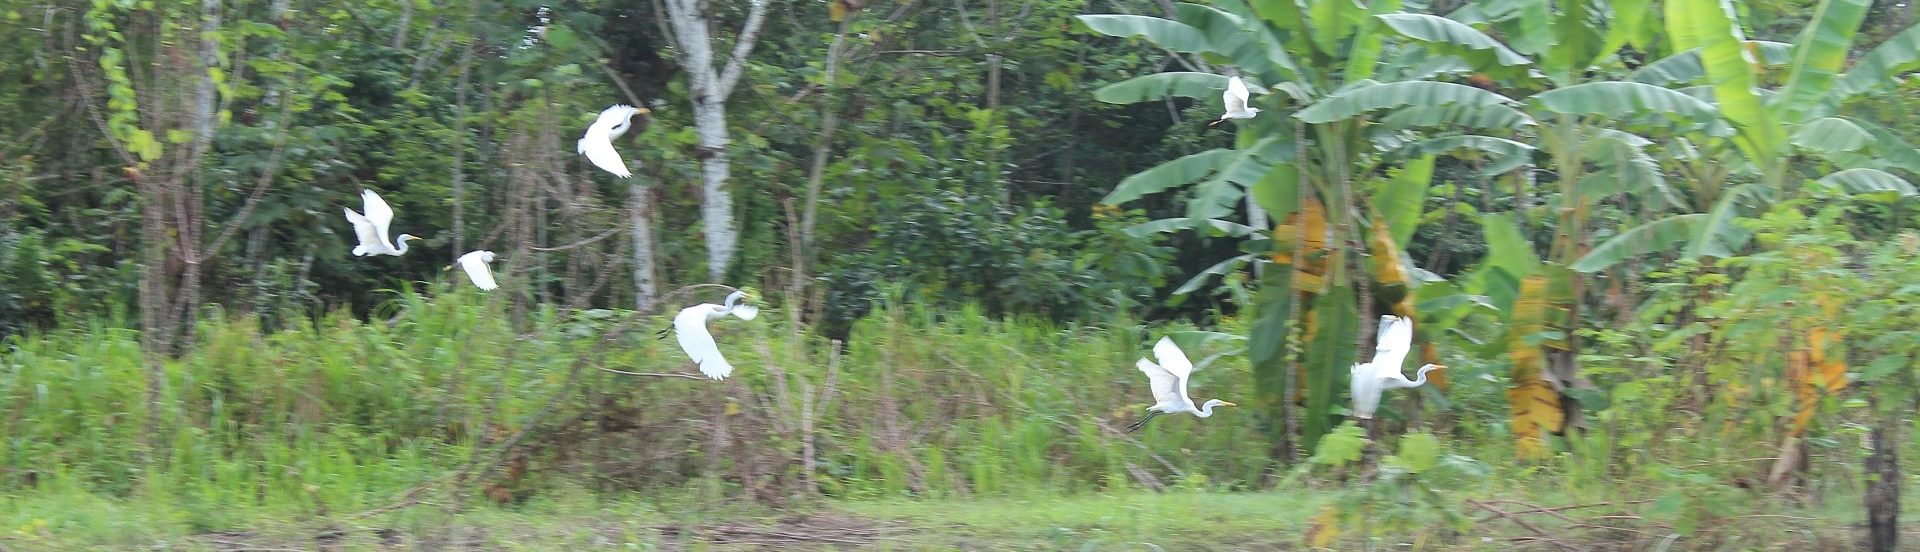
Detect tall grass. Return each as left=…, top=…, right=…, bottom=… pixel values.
left=1, top=287, right=1267, bottom=529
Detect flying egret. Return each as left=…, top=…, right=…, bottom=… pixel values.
left=1349, top=315, right=1443, bottom=420
left=1209, top=76, right=1261, bottom=127
left=657, top=290, right=760, bottom=380
left=1126, top=336, right=1237, bottom=432
left=456, top=250, right=498, bottom=291
left=577, top=104, right=647, bottom=178
left=342, top=189, right=418, bottom=257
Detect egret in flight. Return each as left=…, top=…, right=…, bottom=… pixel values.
left=578, top=104, right=647, bottom=178
left=659, top=290, right=760, bottom=380
left=343, top=189, right=417, bottom=257
left=1209, top=76, right=1260, bottom=127
left=1349, top=315, right=1443, bottom=420
left=1126, top=336, right=1237, bottom=432
left=456, top=250, right=498, bottom=291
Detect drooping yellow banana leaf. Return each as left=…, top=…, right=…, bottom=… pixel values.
left=1508, top=274, right=1566, bottom=459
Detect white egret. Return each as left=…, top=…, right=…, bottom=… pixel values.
left=1209, top=76, right=1260, bottom=127
left=1349, top=315, right=1443, bottom=420
left=456, top=250, right=498, bottom=291
left=658, top=290, right=760, bottom=380
left=343, top=189, right=418, bottom=257
left=1126, top=336, right=1237, bottom=432
left=577, top=104, right=646, bottom=178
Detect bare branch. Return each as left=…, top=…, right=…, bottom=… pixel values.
left=717, top=0, right=772, bottom=98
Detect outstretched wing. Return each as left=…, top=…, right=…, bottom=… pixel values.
left=360, top=189, right=395, bottom=248
left=730, top=303, right=759, bottom=321
left=1224, top=76, right=1251, bottom=113
left=457, top=250, right=498, bottom=291
left=343, top=207, right=381, bottom=256
left=674, top=305, right=733, bottom=379
left=578, top=136, right=632, bottom=178
left=1369, top=315, right=1414, bottom=378
left=600, top=104, right=641, bottom=140
left=1136, top=358, right=1182, bottom=409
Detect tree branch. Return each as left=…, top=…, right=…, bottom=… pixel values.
left=717, top=0, right=771, bottom=98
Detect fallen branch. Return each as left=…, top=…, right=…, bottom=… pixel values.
left=596, top=366, right=706, bottom=379
left=1467, top=499, right=1582, bottom=552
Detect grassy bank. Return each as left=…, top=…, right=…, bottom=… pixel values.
left=0, top=289, right=1899, bottom=549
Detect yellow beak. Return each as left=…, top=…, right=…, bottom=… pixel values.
left=1220, top=401, right=1238, bottom=407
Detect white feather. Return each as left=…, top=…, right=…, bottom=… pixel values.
left=344, top=189, right=404, bottom=256
left=670, top=291, right=758, bottom=380
left=1350, top=315, right=1424, bottom=419
left=579, top=104, right=640, bottom=178
left=457, top=250, right=498, bottom=291
left=675, top=304, right=732, bottom=380
left=1218, top=76, right=1262, bottom=121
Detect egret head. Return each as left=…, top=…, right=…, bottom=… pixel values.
left=1202, top=399, right=1237, bottom=409
left=395, top=234, right=419, bottom=244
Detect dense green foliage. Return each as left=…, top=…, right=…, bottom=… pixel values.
left=6, top=0, right=1920, bottom=548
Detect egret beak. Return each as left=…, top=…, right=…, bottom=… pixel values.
left=1220, top=401, right=1238, bottom=407
left=636, top=107, right=652, bottom=115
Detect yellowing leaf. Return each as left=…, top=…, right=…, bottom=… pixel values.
left=1509, top=275, right=1565, bottom=459
left=1305, top=505, right=1341, bottom=548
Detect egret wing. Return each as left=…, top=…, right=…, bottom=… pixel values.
left=579, top=137, right=632, bottom=178
left=360, top=190, right=396, bottom=249
left=599, top=104, right=641, bottom=140
left=1224, top=77, right=1251, bottom=113
left=1369, top=315, right=1415, bottom=379
left=1136, top=358, right=1183, bottom=409
left=730, top=303, right=759, bottom=321
left=674, top=305, right=733, bottom=380
left=1152, top=336, right=1195, bottom=378
left=343, top=208, right=382, bottom=256
left=457, top=251, right=498, bottom=291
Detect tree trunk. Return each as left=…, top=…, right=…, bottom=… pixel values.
left=693, top=99, right=737, bottom=282
left=1866, top=396, right=1900, bottom=552
left=630, top=182, right=660, bottom=307
left=661, top=0, right=769, bottom=282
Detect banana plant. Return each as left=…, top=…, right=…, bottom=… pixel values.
left=1572, top=0, right=1920, bottom=272
left=1080, top=0, right=1512, bottom=454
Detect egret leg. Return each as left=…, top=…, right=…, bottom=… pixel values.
left=1125, top=411, right=1164, bottom=433
left=655, top=327, right=672, bottom=340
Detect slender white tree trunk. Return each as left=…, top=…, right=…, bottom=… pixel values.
left=661, top=0, right=768, bottom=282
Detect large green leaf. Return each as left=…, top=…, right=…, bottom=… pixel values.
left=1302, top=280, right=1358, bottom=454
left=1398, top=135, right=1535, bottom=175
left=1102, top=148, right=1236, bottom=205
left=1834, top=24, right=1920, bottom=97
left=1579, top=129, right=1683, bottom=209
left=1379, top=102, right=1536, bottom=130
left=1571, top=214, right=1706, bottom=272
left=1854, top=119, right=1920, bottom=175
left=1529, top=81, right=1720, bottom=122
left=1376, top=13, right=1531, bottom=68
left=1172, top=253, right=1258, bottom=297
left=1174, top=2, right=1298, bottom=79
left=1629, top=50, right=1709, bottom=86
left=1818, top=168, right=1918, bottom=197
left=1249, top=266, right=1296, bottom=449
left=1790, top=117, right=1872, bottom=154
left=1125, top=217, right=1265, bottom=238
left=1774, top=0, right=1870, bottom=123
left=1376, top=155, right=1436, bottom=248
left=1478, top=212, right=1540, bottom=279
left=1308, top=0, right=1370, bottom=58
left=1295, top=81, right=1515, bottom=124
left=1541, top=0, right=1605, bottom=81
left=1077, top=15, right=1211, bottom=52
left=1247, top=0, right=1312, bottom=55
left=1606, top=0, right=1657, bottom=53
left=1095, top=72, right=1241, bottom=104
left=1250, top=162, right=1301, bottom=219
left=1682, top=182, right=1769, bottom=259
left=1667, top=0, right=1786, bottom=166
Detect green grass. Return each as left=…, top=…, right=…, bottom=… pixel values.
left=0, top=289, right=1903, bottom=550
